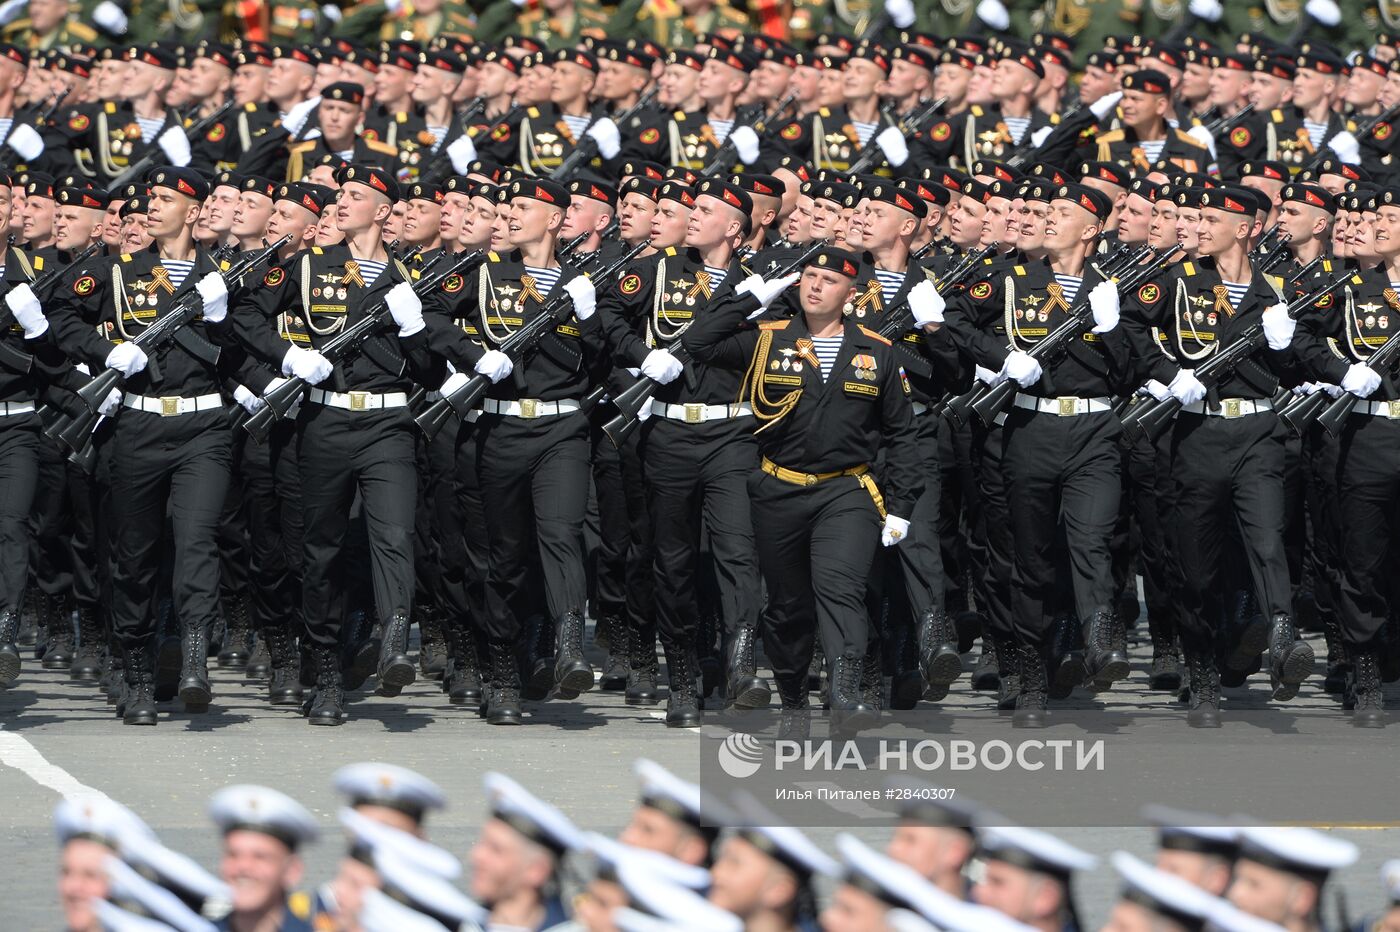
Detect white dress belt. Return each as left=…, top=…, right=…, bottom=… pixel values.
left=1011, top=395, right=1113, bottom=416
left=649, top=401, right=753, bottom=423
left=307, top=389, right=410, bottom=410
left=122, top=393, right=224, bottom=416
left=0, top=401, right=36, bottom=416
left=1356, top=399, right=1400, bottom=418
left=481, top=398, right=582, bottom=418
left=1181, top=398, right=1273, bottom=417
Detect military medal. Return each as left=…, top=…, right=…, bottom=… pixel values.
left=1194, top=310, right=1205, bottom=323
left=1366, top=315, right=1377, bottom=328
left=1383, top=316, right=1390, bottom=329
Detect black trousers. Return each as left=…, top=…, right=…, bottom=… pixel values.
left=27, top=433, right=72, bottom=598
left=1169, top=412, right=1292, bottom=648
left=1302, top=426, right=1343, bottom=631
left=884, top=408, right=946, bottom=617
left=414, top=424, right=460, bottom=614
left=589, top=420, right=636, bottom=620
left=0, top=419, right=39, bottom=614
left=107, top=409, right=231, bottom=651
left=936, top=411, right=970, bottom=613
left=234, top=421, right=302, bottom=633
left=1333, top=413, right=1400, bottom=647
left=967, top=419, right=1016, bottom=640
left=640, top=417, right=760, bottom=648
left=1120, top=415, right=1179, bottom=633
left=751, top=469, right=880, bottom=688
left=1001, top=408, right=1121, bottom=647
left=472, top=411, right=590, bottom=641
left=447, top=414, right=490, bottom=632
left=297, top=404, right=416, bottom=650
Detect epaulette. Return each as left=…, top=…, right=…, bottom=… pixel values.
left=1012, top=265, right=1026, bottom=275
left=1049, top=113, right=1060, bottom=125
left=818, top=107, right=831, bottom=117
left=581, top=5, right=608, bottom=21
left=289, top=140, right=316, bottom=152
left=858, top=324, right=891, bottom=346
left=1182, top=261, right=1196, bottom=276
left=527, top=106, right=541, bottom=118
left=365, top=139, right=398, bottom=155
left=244, top=101, right=258, bottom=112
left=312, top=247, right=324, bottom=255
left=1096, top=128, right=1125, bottom=144
left=971, top=105, right=984, bottom=117
left=674, top=110, right=686, bottom=120
left=758, top=319, right=790, bottom=330
left=663, top=246, right=678, bottom=256
left=219, top=259, right=231, bottom=272
left=1174, top=127, right=1207, bottom=149
left=1322, top=259, right=1333, bottom=272
left=31, top=255, right=42, bottom=271
left=288, top=892, right=310, bottom=920
left=396, top=112, right=408, bottom=124
left=66, top=21, right=96, bottom=41
left=487, top=250, right=501, bottom=261
left=1271, top=109, right=1285, bottom=123
left=119, top=253, right=132, bottom=262
left=103, top=102, right=116, bottom=114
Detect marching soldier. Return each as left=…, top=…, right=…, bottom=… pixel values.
left=1094, top=69, right=1213, bottom=175
left=285, top=82, right=398, bottom=182
left=474, top=0, right=611, bottom=51
left=608, top=0, right=748, bottom=49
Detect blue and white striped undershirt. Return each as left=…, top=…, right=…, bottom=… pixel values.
left=1139, top=139, right=1166, bottom=165
left=354, top=258, right=387, bottom=290
left=426, top=125, right=448, bottom=150
left=709, top=118, right=733, bottom=143
left=1052, top=273, right=1082, bottom=305
left=1222, top=280, right=1249, bottom=310
left=874, top=268, right=905, bottom=300
left=135, top=116, right=165, bottom=145
left=0, top=119, right=14, bottom=148
left=162, top=259, right=194, bottom=289
left=853, top=120, right=878, bottom=147
left=1003, top=115, right=1031, bottom=145
left=561, top=114, right=591, bottom=140
left=525, top=265, right=562, bottom=296
left=1304, top=120, right=1328, bottom=150
left=702, top=264, right=727, bottom=291
left=812, top=335, right=843, bottom=380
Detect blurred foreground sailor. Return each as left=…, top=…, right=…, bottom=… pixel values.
left=1141, top=804, right=1240, bottom=897
left=207, top=784, right=319, bottom=932
left=1227, top=827, right=1358, bottom=932
left=884, top=779, right=985, bottom=896
left=620, top=758, right=720, bottom=867
left=472, top=771, right=582, bottom=931
left=55, top=798, right=154, bottom=932
left=973, top=825, right=1098, bottom=932
left=711, top=791, right=836, bottom=931
left=333, top=761, right=447, bottom=837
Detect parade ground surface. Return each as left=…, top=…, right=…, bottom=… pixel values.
left=3, top=623, right=1400, bottom=928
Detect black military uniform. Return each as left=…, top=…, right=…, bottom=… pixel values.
left=285, top=136, right=398, bottom=184
left=683, top=246, right=921, bottom=733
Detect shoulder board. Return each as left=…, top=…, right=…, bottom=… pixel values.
left=527, top=106, right=541, bottom=118
left=104, top=102, right=116, bottom=114
left=758, top=320, right=790, bottom=330
left=244, top=101, right=258, bottom=112
left=487, top=250, right=501, bottom=261
left=1096, top=129, right=1125, bottom=143
left=858, top=325, right=892, bottom=346
left=971, top=105, right=984, bottom=117
left=674, top=110, right=686, bottom=120
left=981, top=257, right=995, bottom=265
left=219, top=259, right=231, bottom=272
left=1271, top=109, right=1285, bottom=123
left=67, top=21, right=96, bottom=40
left=119, top=253, right=132, bottom=262
left=1174, top=128, right=1206, bottom=148
left=663, top=246, right=678, bottom=256
left=1182, top=261, right=1195, bottom=277
left=288, top=891, right=310, bottom=920
left=365, top=139, right=397, bottom=154
left=1322, top=259, right=1333, bottom=272
left=30, top=255, right=42, bottom=271
left=582, top=6, right=608, bottom=20
left=396, top=112, right=408, bottom=123
left=312, top=247, right=324, bottom=255
left=1012, top=265, right=1025, bottom=275
left=289, top=140, right=316, bottom=152
left=818, top=107, right=831, bottom=117
left=1049, top=113, right=1060, bottom=125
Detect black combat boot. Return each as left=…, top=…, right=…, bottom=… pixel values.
left=1147, top=619, right=1182, bottom=692
left=1185, top=647, right=1221, bottom=728
left=442, top=618, right=482, bottom=706
left=0, top=609, right=19, bottom=685
left=1225, top=591, right=1269, bottom=675
left=1048, top=614, right=1084, bottom=700
left=1321, top=616, right=1350, bottom=694
left=266, top=625, right=303, bottom=707
left=890, top=626, right=924, bottom=710
left=217, top=595, right=251, bottom=669
left=307, top=647, right=345, bottom=726
left=374, top=611, right=416, bottom=698
left=244, top=631, right=271, bottom=679
left=596, top=614, right=630, bottom=691
left=523, top=613, right=555, bottom=701
left=1083, top=609, right=1130, bottom=686
left=995, top=635, right=1022, bottom=711
left=177, top=616, right=212, bottom=712
left=1012, top=645, right=1048, bottom=729
left=417, top=604, right=447, bottom=681
left=1350, top=647, right=1385, bottom=728
left=970, top=636, right=1000, bottom=691
left=696, top=611, right=722, bottom=699
left=41, top=595, right=75, bottom=669
left=70, top=607, right=103, bottom=682
left=776, top=675, right=810, bottom=742
left=625, top=622, right=660, bottom=706
left=724, top=625, right=771, bottom=710
left=153, top=599, right=182, bottom=703
left=485, top=639, right=523, bottom=726
left=829, top=651, right=876, bottom=733
left=918, top=607, right=963, bottom=689
left=663, top=641, right=701, bottom=728
left=122, top=646, right=158, bottom=726
left=1268, top=613, right=1314, bottom=702
left=16, top=583, right=36, bottom=648
left=553, top=610, right=595, bottom=696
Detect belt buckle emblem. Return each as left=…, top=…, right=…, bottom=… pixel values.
left=1389, top=400, right=1400, bottom=419
left=349, top=391, right=369, bottom=411
left=1058, top=397, right=1078, bottom=417
left=520, top=398, right=539, bottom=418
left=160, top=396, right=179, bottom=417
left=1224, top=399, right=1241, bottom=418
left=684, top=402, right=704, bottom=423
left=802, top=473, right=817, bottom=487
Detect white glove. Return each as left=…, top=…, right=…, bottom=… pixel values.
left=1002, top=350, right=1042, bottom=388
left=1261, top=302, right=1296, bottom=350
left=439, top=371, right=470, bottom=396
left=736, top=271, right=798, bottom=310
left=156, top=127, right=191, bottom=168
left=1328, top=130, right=1361, bottom=165
left=195, top=272, right=228, bottom=323
left=640, top=349, right=684, bottom=384
left=233, top=385, right=265, bottom=414
left=563, top=276, right=597, bottom=320
left=974, top=364, right=1005, bottom=387
left=1305, top=0, right=1342, bottom=26
left=881, top=514, right=910, bottom=547
left=584, top=118, right=621, bottom=159
left=1029, top=125, right=1054, bottom=148
left=283, top=96, right=322, bottom=138
left=97, top=388, right=122, bottom=415
left=1321, top=382, right=1344, bottom=399
left=446, top=135, right=477, bottom=173
left=1188, top=0, right=1223, bottom=21
left=4, top=123, right=42, bottom=162
left=884, top=0, right=916, bottom=28
left=1089, top=91, right=1123, bottom=121
left=1168, top=367, right=1207, bottom=405
left=5, top=283, right=46, bottom=337
left=290, top=348, right=334, bottom=385
left=509, top=0, right=527, bottom=7
left=0, top=0, right=25, bottom=26
left=319, top=2, right=342, bottom=21
left=728, top=125, right=761, bottom=166
left=975, top=0, right=1009, bottom=30
left=105, top=342, right=148, bottom=377
left=1291, top=381, right=1315, bottom=396
left=1342, top=363, right=1382, bottom=398
left=908, top=279, right=945, bottom=326
left=474, top=349, right=513, bottom=383
left=874, top=126, right=909, bottom=167
left=92, top=0, right=128, bottom=33
left=1144, top=379, right=1171, bottom=401
left=1187, top=125, right=1218, bottom=160
left=1089, top=280, right=1120, bottom=333
left=384, top=0, right=404, bottom=12
left=386, top=281, right=424, bottom=336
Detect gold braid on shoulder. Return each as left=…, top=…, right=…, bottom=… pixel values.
left=741, top=329, right=802, bottom=434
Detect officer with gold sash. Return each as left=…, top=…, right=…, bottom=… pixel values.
left=683, top=245, right=922, bottom=737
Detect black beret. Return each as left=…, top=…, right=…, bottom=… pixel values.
left=620, top=176, right=661, bottom=201
left=323, top=81, right=365, bottom=104
left=657, top=182, right=695, bottom=208
left=147, top=166, right=208, bottom=201
left=694, top=177, right=753, bottom=215
left=803, top=246, right=861, bottom=278
left=568, top=178, right=617, bottom=208
left=1279, top=182, right=1336, bottom=214
left=407, top=181, right=443, bottom=203
left=864, top=180, right=927, bottom=218
left=507, top=177, right=568, bottom=208
left=1052, top=182, right=1112, bottom=222
left=276, top=182, right=333, bottom=216
left=334, top=163, right=399, bottom=201
left=1198, top=186, right=1256, bottom=216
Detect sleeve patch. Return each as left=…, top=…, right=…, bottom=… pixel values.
left=619, top=273, right=642, bottom=295
left=443, top=273, right=464, bottom=293
left=263, top=267, right=285, bottom=287
left=68, top=114, right=89, bottom=131
left=1230, top=127, right=1251, bottom=147
left=969, top=281, right=992, bottom=300
left=780, top=123, right=802, bottom=140
left=639, top=128, right=659, bottom=144
left=73, top=275, right=94, bottom=295
left=1137, top=283, right=1160, bottom=304
left=206, top=123, right=226, bottom=142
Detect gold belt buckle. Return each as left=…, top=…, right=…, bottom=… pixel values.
left=802, top=472, right=818, bottom=487
left=348, top=391, right=369, bottom=411
left=1388, top=400, right=1400, bottom=419
left=520, top=398, right=539, bottom=418
left=1224, top=399, right=1242, bottom=418
left=1058, top=396, right=1078, bottom=417
left=683, top=402, right=704, bottom=423
left=160, top=396, right=180, bottom=417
